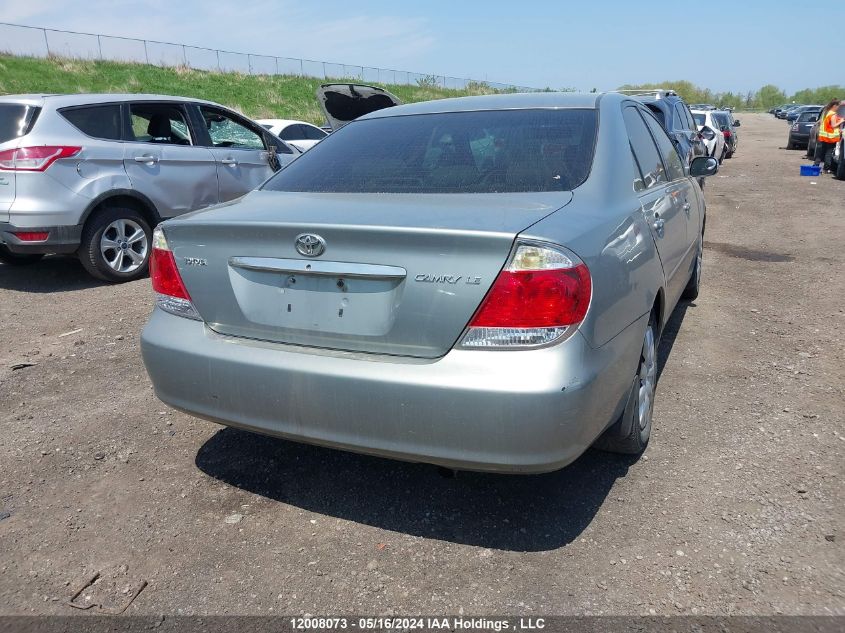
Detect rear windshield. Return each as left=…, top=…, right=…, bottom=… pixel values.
left=0, top=104, right=40, bottom=144
left=692, top=113, right=705, bottom=127
left=262, top=109, right=597, bottom=194
left=798, top=111, right=819, bottom=122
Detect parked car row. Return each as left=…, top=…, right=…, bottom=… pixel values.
left=691, top=108, right=741, bottom=162
left=788, top=107, right=823, bottom=149
left=783, top=102, right=845, bottom=181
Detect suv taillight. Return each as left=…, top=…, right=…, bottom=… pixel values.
left=460, top=242, right=591, bottom=349
left=150, top=227, right=201, bottom=320
left=0, top=146, right=81, bottom=171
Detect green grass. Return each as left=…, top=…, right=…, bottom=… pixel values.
left=0, top=54, right=506, bottom=125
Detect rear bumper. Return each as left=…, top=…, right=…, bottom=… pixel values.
left=141, top=309, right=647, bottom=473
left=0, top=222, right=81, bottom=254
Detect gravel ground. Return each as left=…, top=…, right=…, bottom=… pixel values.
left=0, top=113, right=842, bottom=616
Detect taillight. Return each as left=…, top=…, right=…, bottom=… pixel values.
left=13, top=231, right=50, bottom=242
left=150, top=227, right=201, bottom=320
left=460, top=242, right=591, bottom=349
left=723, top=130, right=731, bottom=139
left=791, top=124, right=799, bottom=132
left=0, top=146, right=81, bottom=172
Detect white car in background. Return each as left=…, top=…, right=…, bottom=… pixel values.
left=256, top=119, right=328, bottom=152
left=691, top=109, right=726, bottom=163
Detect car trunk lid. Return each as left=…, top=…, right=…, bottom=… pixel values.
left=163, top=189, right=572, bottom=358
left=316, top=84, right=401, bottom=131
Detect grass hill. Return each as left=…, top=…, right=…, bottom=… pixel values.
left=0, top=54, right=506, bottom=125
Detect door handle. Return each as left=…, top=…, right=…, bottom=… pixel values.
left=133, top=155, right=159, bottom=164
left=653, top=218, right=665, bottom=235
left=683, top=202, right=691, bottom=214
left=221, top=158, right=238, bottom=166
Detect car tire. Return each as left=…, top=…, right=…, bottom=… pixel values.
left=681, top=232, right=703, bottom=302
left=836, top=142, right=845, bottom=181
left=0, top=244, right=44, bottom=265
left=78, top=206, right=152, bottom=282
left=593, top=316, right=657, bottom=455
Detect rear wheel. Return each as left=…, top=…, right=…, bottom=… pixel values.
left=836, top=142, right=845, bottom=181
left=681, top=232, right=703, bottom=301
left=593, top=317, right=657, bottom=455
left=78, top=206, right=151, bottom=282
left=0, top=244, right=44, bottom=265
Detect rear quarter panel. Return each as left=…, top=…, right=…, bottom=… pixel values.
left=519, top=100, right=664, bottom=348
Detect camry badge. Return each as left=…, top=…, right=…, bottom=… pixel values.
left=295, top=233, right=326, bottom=257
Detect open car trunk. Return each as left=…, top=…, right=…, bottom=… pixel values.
left=164, top=190, right=572, bottom=358
left=316, top=84, right=402, bottom=131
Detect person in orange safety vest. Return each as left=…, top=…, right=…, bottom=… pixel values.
left=813, top=99, right=844, bottom=172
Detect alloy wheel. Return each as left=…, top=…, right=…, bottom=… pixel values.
left=637, top=325, right=657, bottom=431
left=100, top=218, right=149, bottom=274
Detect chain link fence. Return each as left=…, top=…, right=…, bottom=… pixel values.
left=0, top=22, right=535, bottom=92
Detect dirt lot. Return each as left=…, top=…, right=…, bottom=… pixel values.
left=0, top=113, right=842, bottom=616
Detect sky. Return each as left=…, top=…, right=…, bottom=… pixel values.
left=0, top=0, right=825, bottom=94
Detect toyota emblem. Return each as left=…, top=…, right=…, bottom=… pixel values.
left=294, top=233, right=326, bottom=257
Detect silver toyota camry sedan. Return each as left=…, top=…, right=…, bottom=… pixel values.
left=141, top=92, right=717, bottom=473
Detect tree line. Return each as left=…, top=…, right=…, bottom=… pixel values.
left=612, top=80, right=844, bottom=110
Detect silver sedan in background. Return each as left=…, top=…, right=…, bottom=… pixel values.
left=141, top=92, right=717, bottom=473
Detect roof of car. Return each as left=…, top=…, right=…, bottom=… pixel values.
left=0, top=93, right=223, bottom=108
left=361, top=92, right=604, bottom=120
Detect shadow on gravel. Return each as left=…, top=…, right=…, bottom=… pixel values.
left=197, top=428, right=638, bottom=551
left=196, top=305, right=688, bottom=552
left=657, top=300, right=690, bottom=382
left=0, top=256, right=104, bottom=292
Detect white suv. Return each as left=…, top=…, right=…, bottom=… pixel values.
left=691, top=109, right=727, bottom=163
left=0, top=94, right=298, bottom=281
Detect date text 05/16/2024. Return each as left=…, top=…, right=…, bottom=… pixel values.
left=290, top=617, right=546, bottom=631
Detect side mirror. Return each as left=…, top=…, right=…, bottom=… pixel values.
left=690, top=156, right=718, bottom=178
left=733, top=120, right=741, bottom=126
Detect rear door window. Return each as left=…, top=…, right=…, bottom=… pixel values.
left=623, top=106, right=667, bottom=189
left=643, top=111, right=686, bottom=180
left=642, top=111, right=686, bottom=180
left=129, top=104, right=193, bottom=145
left=674, top=104, right=689, bottom=131
left=0, top=104, right=41, bottom=143
left=61, top=104, right=123, bottom=141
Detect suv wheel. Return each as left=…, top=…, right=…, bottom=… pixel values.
left=0, top=244, right=44, bottom=265
left=836, top=142, right=845, bottom=181
left=79, top=206, right=151, bottom=282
